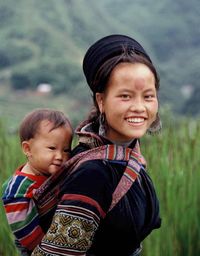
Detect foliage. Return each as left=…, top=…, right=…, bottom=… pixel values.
left=11, top=73, right=31, bottom=90
left=0, top=121, right=23, bottom=256
left=0, top=0, right=199, bottom=116
left=182, top=87, right=200, bottom=116
left=0, top=118, right=200, bottom=255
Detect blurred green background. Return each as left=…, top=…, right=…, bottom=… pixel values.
left=0, top=0, right=199, bottom=130
left=0, top=0, right=200, bottom=255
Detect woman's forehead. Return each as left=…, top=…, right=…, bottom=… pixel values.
left=107, top=63, right=155, bottom=88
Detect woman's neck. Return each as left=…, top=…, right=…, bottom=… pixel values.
left=109, top=138, right=135, bottom=147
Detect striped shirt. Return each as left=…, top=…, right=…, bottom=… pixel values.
left=2, top=165, right=47, bottom=253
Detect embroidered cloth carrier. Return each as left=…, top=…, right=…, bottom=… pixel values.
left=34, top=142, right=146, bottom=217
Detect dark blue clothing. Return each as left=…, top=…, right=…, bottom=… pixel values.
left=31, top=126, right=161, bottom=256
left=65, top=143, right=161, bottom=256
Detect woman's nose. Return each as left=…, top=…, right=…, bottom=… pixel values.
left=130, top=99, right=145, bottom=112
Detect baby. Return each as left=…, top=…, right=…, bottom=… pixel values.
left=2, top=108, right=73, bottom=255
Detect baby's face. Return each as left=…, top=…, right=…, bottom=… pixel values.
left=27, top=120, right=72, bottom=176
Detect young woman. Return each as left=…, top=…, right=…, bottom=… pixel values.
left=32, top=34, right=162, bottom=256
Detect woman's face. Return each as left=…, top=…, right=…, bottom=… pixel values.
left=96, top=62, right=158, bottom=142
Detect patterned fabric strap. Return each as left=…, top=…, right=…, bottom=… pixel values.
left=109, top=150, right=145, bottom=211
left=34, top=143, right=146, bottom=216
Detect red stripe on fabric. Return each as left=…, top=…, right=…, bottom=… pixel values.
left=61, top=194, right=106, bottom=218
left=107, top=145, right=115, bottom=159
left=131, top=151, right=146, bottom=166
left=131, top=151, right=140, bottom=160
left=57, top=205, right=100, bottom=224
left=125, top=167, right=138, bottom=180
left=5, top=202, right=28, bottom=213
left=125, top=148, right=130, bottom=160
left=20, top=226, right=44, bottom=250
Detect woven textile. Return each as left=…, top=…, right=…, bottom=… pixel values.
left=34, top=143, right=146, bottom=217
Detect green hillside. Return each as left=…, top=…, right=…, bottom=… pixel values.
left=0, top=0, right=199, bottom=129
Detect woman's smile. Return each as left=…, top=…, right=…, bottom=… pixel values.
left=126, top=117, right=146, bottom=124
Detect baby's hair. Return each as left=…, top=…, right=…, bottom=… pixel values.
left=19, top=108, right=72, bottom=143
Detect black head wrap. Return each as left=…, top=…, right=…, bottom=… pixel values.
left=83, top=34, right=152, bottom=92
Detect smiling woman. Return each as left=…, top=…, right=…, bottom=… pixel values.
left=96, top=62, right=159, bottom=141
left=31, top=34, right=162, bottom=256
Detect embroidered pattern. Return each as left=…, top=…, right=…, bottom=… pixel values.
left=32, top=206, right=99, bottom=255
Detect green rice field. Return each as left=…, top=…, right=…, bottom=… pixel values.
left=0, top=118, right=200, bottom=256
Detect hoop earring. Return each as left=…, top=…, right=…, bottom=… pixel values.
left=147, top=113, right=162, bottom=134
left=99, top=113, right=106, bottom=137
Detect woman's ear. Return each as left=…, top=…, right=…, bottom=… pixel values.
left=21, top=141, right=31, bottom=157
left=95, top=93, right=104, bottom=113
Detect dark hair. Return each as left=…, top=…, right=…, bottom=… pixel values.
left=19, top=108, right=72, bottom=143
left=83, top=34, right=153, bottom=91
left=87, top=48, right=160, bottom=125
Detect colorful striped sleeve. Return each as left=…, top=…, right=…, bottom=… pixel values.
left=2, top=175, right=45, bottom=251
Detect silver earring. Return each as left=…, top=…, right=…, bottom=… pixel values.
left=99, top=113, right=106, bottom=137
left=147, top=113, right=162, bottom=134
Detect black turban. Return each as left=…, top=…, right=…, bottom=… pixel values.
left=83, top=34, right=151, bottom=92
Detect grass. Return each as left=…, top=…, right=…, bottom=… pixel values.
left=0, top=122, right=23, bottom=256
left=0, top=118, right=200, bottom=255
left=141, top=120, right=200, bottom=255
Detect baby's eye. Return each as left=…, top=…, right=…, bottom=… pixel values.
left=64, top=148, right=71, bottom=154
left=48, top=146, right=56, bottom=150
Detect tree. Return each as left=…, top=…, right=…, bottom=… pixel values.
left=182, top=87, right=200, bottom=116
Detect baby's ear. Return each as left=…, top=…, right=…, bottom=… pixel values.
left=21, top=141, right=31, bottom=157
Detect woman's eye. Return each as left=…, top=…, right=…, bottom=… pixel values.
left=120, top=94, right=130, bottom=99
left=145, top=95, right=154, bottom=100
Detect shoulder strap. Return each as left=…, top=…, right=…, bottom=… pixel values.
left=108, top=149, right=145, bottom=212
left=34, top=144, right=145, bottom=216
